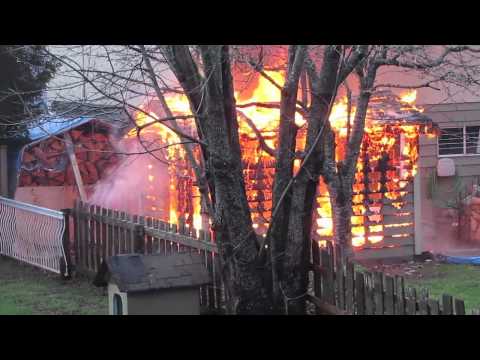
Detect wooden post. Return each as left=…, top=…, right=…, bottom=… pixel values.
left=101, top=207, right=108, bottom=261
left=120, top=211, right=127, bottom=254
left=335, top=244, right=345, bottom=309
left=81, top=202, right=88, bottom=270
left=384, top=276, right=395, bottom=315
left=395, top=276, right=405, bottom=315
left=355, top=272, right=365, bottom=315
left=321, top=246, right=335, bottom=305
left=345, top=262, right=354, bottom=313
left=146, top=217, right=153, bottom=254
left=134, top=224, right=145, bottom=254
left=94, top=206, right=101, bottom=270
left=113, top=210, right=120, bottom=255
left=364, top=272, right=374, bottom=315
left=89, top=204, right=96, bottom=272
left=428, top=299, right=440, bottom=315
left=418, top=288, right=429, bottom=315
left=107, top=208, right=114, bottom=257
left=442, top=294, right=453, bottom=315
left=454, top=299, right=466, bottom=315
left=83, top=203, right=91, bottom=271
left=152, top=219, right=160, bottom=253
left=64, top=133, right=87, bottom=202
left=418, top=298, right=429, bottom=315
left=373, top=272, right=384, bottom=315
left=311, top=240, right=321, bottom=302
left=199, top=230, right=208, bottom=307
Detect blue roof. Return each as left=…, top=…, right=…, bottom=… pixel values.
left=10, top=116, right=96, bottom=178
left=27, top=116, right=95, bottom=143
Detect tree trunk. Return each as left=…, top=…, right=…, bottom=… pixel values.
left=269, top=45, right=306, bottom=313
left=164, top=45, right=272, bottom=313
left=281, top=46, right=342, bottom=314
left=329, top=184, right=353, bottom=248
left=199, top=46, right=272, bottom=314
left=282, top=172, right=318, bottom=314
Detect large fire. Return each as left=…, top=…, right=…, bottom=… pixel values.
left=124, top=66, right=437, bottom=249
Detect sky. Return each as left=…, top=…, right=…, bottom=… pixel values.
left=46, top=45, right=480, bottom=110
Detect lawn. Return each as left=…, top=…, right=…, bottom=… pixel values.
left=0, top=256, right=107, bottom=315
left=405, top=263, right=480, bottom=313
left=361, top=260, right=480, bottom=314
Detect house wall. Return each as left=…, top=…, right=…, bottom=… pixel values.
left=418, top=102, right=480, bottom=252
left=14, top=185, right=96, bottom=211
left=15, top=186, right=78, bottom=210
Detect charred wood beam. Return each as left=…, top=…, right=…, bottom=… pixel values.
left=236, top=101, right=307, bottom=118
left=237, top=111, right=276, bottom=157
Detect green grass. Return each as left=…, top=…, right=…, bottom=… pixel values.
left=405, top=264, right=480, bottom=314
left=0, top=256, right=107, bottom=315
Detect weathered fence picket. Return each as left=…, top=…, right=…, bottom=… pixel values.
left=354, top=271, right=365, bottom=315
left=395, top=276, right=405, bottom=315
left=345, top=262, right=354, bottom=313
left=306, top=242, right=478, bottom=316
left=364, top=272, right=374, bottom=315
left=454, top=299, right=466, bottom=315
left=442, top=294, right=453, bottom=315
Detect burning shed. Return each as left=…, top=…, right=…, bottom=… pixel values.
left=110, top=83, right=438, bottom=261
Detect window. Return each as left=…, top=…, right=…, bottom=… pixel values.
left=466, top=126, right=480, bottom=154
left=438, top=126, right=480, bottom=156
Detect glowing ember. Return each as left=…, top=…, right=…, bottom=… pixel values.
left=400, top=89, right=417, bottom=104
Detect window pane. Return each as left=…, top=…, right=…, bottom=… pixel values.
left=466, top=126, right=480, bottom=154
left=439, top=128, right=464, bottom=155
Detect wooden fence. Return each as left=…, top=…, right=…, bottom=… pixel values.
left=69, top=200, right=223, bottom=313
left=69, top=200, right=479, bottom=315
left=308, top=242, right=480, bottom=315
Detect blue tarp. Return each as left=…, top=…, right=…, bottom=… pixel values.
left=27, top=116, right=94, bottom=143
left=439, top=255, right=480, bottom=265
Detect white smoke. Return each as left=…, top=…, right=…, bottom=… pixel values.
left=87, top=135, right=170, bottom=218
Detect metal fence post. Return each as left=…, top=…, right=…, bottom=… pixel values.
left=61, top=208, right=72, bottom=279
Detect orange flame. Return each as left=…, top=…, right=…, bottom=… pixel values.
left=127, top=65, right=435, bottom=248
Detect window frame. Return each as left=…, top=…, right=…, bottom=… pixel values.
left=437, top=125, right=480, bottom=157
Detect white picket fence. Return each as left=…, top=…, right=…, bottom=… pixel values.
left=0, top=196, right=67, bottom=275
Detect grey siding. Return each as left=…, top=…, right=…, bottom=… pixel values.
left=417, top=102, right=480, bottom=252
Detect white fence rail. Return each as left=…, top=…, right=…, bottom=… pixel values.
left=0, top=197, right=67, bottom=275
